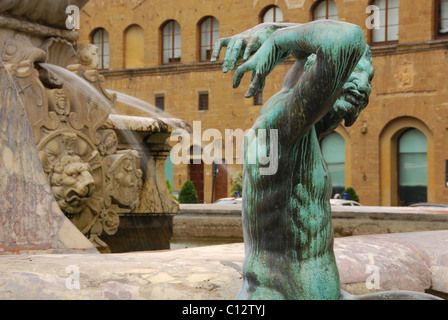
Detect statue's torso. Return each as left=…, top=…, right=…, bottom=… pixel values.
left=240, top=97, right=340, bottom=299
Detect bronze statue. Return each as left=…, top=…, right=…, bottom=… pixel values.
left=213, top=21, right=439, bottom=300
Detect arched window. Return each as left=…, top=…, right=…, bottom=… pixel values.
left=435, top=0, right=448, bottom=38
left=313, top=0, right=338, bottom=21
left=398, top=129, right=427, bottom=206
left=199, top=17, right=219, bottom=61
left=91, top=28, right=109, bottom=69
left=262, top=5, right=283, bottom=22
left=321, top=132, right=345, bottom=197
left=124, top=24, right=144, bottom=68
left=162, top=20, right=181, bottom=64
left=371, top=0, right=399, bottom=45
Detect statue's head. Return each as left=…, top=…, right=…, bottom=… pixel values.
left=333, top=46, right=375, bottom=126
left=51, top=155, right=95, bottom=214
left=305, top=46, right=374, bottom=127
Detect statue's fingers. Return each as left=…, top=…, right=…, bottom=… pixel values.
left=229, top=39, right=243, bottom=70
left=211, top=38, right=230, bottom=62
left=223, top=38, right=237, bottom=72
left=245, top=73, right=263, bottom=97
left=233, top=62, right=252, bottom=89
left=259, top=78, right=266, bottom=92
left=243, top=41, right=256, bottom=60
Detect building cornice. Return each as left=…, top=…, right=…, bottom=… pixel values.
left=371, top=39, right=448, bottom=57
left=101, top=39, right=448, bottom=78
left=101, top=61, right=225, bottom=78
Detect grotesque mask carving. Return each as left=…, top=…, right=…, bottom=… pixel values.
left=50, top=155, right=95, bottom=215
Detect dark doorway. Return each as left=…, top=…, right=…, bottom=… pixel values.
left=213, top=162, right=228, bottom=202
left=189, top=146, right=204, bottom=203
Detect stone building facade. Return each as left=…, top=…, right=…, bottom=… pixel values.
left=78, top=0, right=448, bottom=206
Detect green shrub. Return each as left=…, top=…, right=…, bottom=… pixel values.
left=230, top=171, right=242, bottom=197
left=178, top=180, right=199, bottom=204
left=343, top=186, right=360, bottom=203
left=166, top=178, right=178, bottom=201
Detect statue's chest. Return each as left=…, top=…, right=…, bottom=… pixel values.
left=289, top=129, right=330, bottom=194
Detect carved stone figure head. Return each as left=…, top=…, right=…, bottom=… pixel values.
left=50, top=155, right=95, bottom=214
left=77, top=44, right=99, bottom=70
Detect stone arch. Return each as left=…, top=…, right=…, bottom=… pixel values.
left=379, top=116, right=435, bottom=206
left=253, top=1, right=289, bottom=23
left=124, top=24, right=144, bottom=68
left=310, top=0, right=339, bottom=21
left=259, top=4, right=284, bottom=23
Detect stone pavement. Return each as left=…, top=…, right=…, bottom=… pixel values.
left=0, top=230, right=447, bottom=300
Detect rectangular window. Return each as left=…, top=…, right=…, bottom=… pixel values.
left=200, top=17, right=219, bottom=61
left=155, top=95, right=165, bottom=112
left=371, top=0, right=399, bottom=45
left=254, top=91, right=263, bottom=106
left=162, top=20, right=181, bottom=64
left=198, top=93, right=209, bottom=110
left=436, top=0, right=448, bottom=38
left=92, top=28, right=109, bottom=69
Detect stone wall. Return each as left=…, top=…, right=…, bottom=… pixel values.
left=174, top=204, right=448, bottom=240
left=1, top=230, right=448, bottom=299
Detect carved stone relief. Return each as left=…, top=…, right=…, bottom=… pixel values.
left=1, top=33, right=142, bottom=250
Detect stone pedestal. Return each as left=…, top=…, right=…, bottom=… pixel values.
left=102, top=115, right=191, bottom=251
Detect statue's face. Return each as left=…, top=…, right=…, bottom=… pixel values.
left=51, top=157, right=95, bottom=214
left=333, top=49, right=375, bottom=127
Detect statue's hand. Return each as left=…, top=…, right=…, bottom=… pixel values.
left=211, top=23, right=288, bottom=72
left=233, top=37, right=291, bottom=97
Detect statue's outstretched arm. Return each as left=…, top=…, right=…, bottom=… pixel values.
left=211, top=22, right=298, bottom=72
left=233, top=21, right=366, bottom=137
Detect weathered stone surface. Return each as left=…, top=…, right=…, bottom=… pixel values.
left=336, top=235, right=431, bottom=294
left=335, top=231, right=448, bottom=298
left=0, top=67, right=96, bottom=255
left=0, top=243, right=244, bottom=300
left=0, top=0, right=88, bottom=28
left=0, top=231, right=447, bottom=299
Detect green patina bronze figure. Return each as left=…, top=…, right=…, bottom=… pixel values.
left=212, top=21, right=440, bottom=300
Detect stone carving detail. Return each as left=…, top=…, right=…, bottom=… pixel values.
left=40, top=37, right=78, bottom=87
left=1, top=33, right=141, bottom=250
left=104, top=150, right=143, bottom=210
left=396, top=62, right=414, bottom=89
left=1, top=34, right=58, bottom=143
